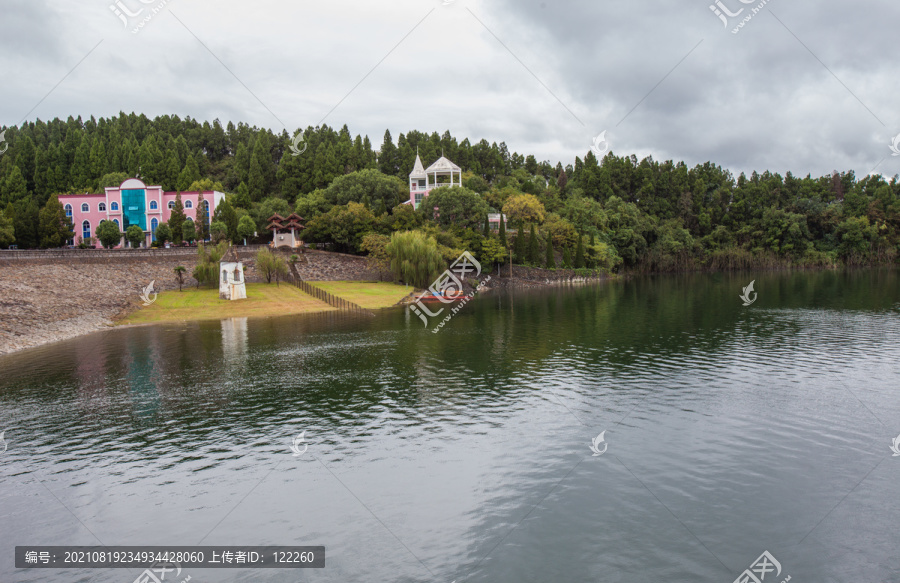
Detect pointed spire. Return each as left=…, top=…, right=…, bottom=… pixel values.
left=410, top=151, right=426, bottom=178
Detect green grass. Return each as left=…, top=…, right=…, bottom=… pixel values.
left=119, top=282, right=334, bottom=325
left=314, top=280, right=413, bottom=309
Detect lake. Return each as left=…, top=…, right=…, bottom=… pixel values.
left=1, top=270, right=899, bottom=582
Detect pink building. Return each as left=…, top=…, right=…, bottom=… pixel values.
left=58, top=178, right=224, bottom=248
left=408, top=154, right=462, bottom=208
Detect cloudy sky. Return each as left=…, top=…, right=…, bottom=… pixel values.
left=2, top=0, right=898, bottom=179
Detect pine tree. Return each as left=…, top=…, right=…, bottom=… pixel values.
left=514, top=221, right=525, bottom=263
left=378, top=130, right=399, bottom=177
left=232, top=182, right=251, bottom=210
left=38, top=195, right=74, bottom=248
left=483, top=214, right=491, bottom=238
left=2, top=166, right=28, bottom=206
left=574, top=234, right=585, bottom=268
left=498, top=214, right=507, bottom=248
left=562, top=247, right=572, bottom=269
left=588, top=232, right=596, bottom=267
left=195, top=192, right=209, bottom=241
left=545, top=232, right=555, bottom=268
left=33, top=147, right=50, bottom=205
left=169, top=192, right=186, bottom=244
left=177, top=156, right=201, bottom=191
left=247, top=153, right=265, bottom=201
left=527, top=224, right=539, bottom=265
left=12, top=199, right=39, bottom=249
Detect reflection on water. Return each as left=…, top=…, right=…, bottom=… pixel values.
left=0, top=270, right=899, bottom=582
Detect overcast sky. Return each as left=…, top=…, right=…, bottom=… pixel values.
left=2, top=0, right=898, bottom=180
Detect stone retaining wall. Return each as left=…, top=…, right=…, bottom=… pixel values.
left=0, top=249, right=379, bottom=355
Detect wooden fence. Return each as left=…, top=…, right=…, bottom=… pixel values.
left=289, top=276, right=374, bottom=315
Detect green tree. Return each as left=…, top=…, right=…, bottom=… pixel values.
left=304, top=202, right=376, bottom=253
left=527, top=224, right=540, bottom=265
left=193, top=241, right=228, bottom=286
left=481, top=237, right=508, bottom=270
left=255, top=247, right=287, bottom=284
left=237, top=214, right=256, bottom=245
left=385, top=230, right=445, bottom=288
left=38, top=195, right=74, bottom=248
left=360, top=232, right=392, bottom=280
left=498, top=214, right=507, bottom=248
left=98, top=172, right=130, bottom=190
left=513, top=221, right=525, bottom=263
left=12, top=199, right=39, bottom=249
left=574, top=234, right=585, bottom=268
left=125, top=225, right=145, bottom=248
left=562, top=246, right=573, bottom=269
left=169, top=193, right=186, bottom=244
left=95, top=219, right=122, bottom=249
left=210, top=220, right=228, bottom=243
left=177, top=156, right=201, bottom=191
left=2, top=166, right=28, bottom=205
left=182, top=219, right=196, bottom=244
left=195, top=192, right=209, bottom=241
left=417, top=186, right=489, bottom=231
left=155, top=223, right=172, bottom=246
left=483, top=214, right=490, bottom=238
left=0, top=209, right=15, bottom=247
left=545, top=232, right=556, bottom=268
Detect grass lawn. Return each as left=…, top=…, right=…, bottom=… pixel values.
left=314, top=280, right=413, bottom=309
left=119, top=282, right=334, bottom=325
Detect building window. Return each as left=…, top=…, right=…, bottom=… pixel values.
left=113, top=219, right=120, bottom=228
left=168, top=201, right=175, bottom=209
left=151, top=218, right=159, bottom=242
left=110, top=202, right=119, bottom=211
left=98, top=202, right=107, bottom=212
left=81, top=203, right=90, bottom=213
left=149, top=200, right=158, bottom=210
left=64, top=204, right=72, bottom=217
left=415, top=193, right=424, bottom=206
left=202, top=200, right=209, bottom=221
left=185, top=200, right=193, bottom=209
left=82, top=220, right=91, bottom=241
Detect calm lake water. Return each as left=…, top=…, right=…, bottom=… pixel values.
left=1, top=270, right=899, bottom=583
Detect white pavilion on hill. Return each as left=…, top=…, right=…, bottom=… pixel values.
left=408, top=153, right=462, bottom=208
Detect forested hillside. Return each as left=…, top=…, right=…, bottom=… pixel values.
left=0, top=112, right=898, bottom=272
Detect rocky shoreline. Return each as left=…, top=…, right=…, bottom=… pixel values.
left=0, top=249, right=378, bottom=356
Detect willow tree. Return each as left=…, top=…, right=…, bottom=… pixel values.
left=385, top=230, right=445, bottom=289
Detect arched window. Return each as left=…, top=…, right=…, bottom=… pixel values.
left=168, top=201, right=175, bottom=209
left=64, top=204, right=73, bottom=218
left=202, top=200, right=210, bottom=221
left=112, top=219, right=120, bottom=228
left=110, top=201, right=119, bottom=211
left=81, top=203, right=90, bottom=213
left=82, top=220, right=91, bottom=241
left=151, top=218, right=159, bottom=242
left=149, top=200, right=158, bottom=210
left=185, top=200, right=193, bottom=209
left=98, top=202, right=107, bottom=212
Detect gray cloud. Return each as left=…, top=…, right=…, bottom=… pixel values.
left=2, top=0, right=898, bottom=179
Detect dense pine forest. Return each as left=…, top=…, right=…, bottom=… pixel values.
left=0, top=112, right=898, bottom=274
